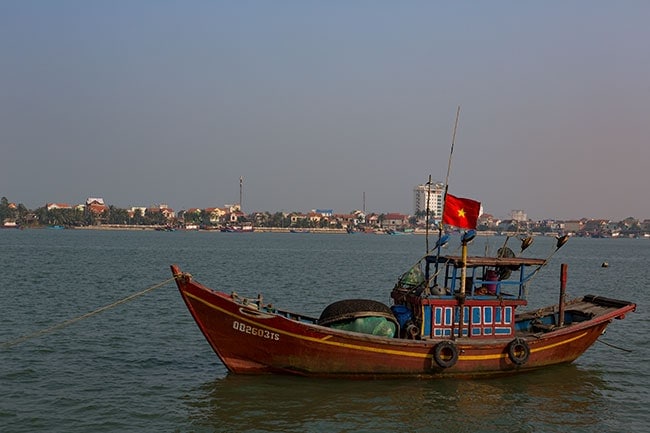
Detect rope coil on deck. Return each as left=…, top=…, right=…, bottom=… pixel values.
left=1, top=276, right=176, bottom=349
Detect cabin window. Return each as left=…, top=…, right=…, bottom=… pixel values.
left=472, top=307, right=481, bottom=324
left=484, top=307, right=493, bottom=324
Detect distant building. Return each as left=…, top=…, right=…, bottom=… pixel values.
left=129, top=207, right=147, bottom=217
left=478, top=213, right=497, bottom=228
left=511, top=210, right=527, bottom=222
left=307, top=211, right=324, bottom=225
left=333, top=213, right=357, bottom=228
left=86, top=197, right=108, bottom=215
left=146, top=204, right=175, bottom=221
left=229, top=209, right=245, bottom=223
left=290, top=213, right=307, bottom=225
left=204, top=207, right=225, bottom=225
left=224, top=203, right=241, bottom=213
left=46, top=203, right=72, bottom=210
left=86, top=197, right=105, bottom=206
left=414, top=182, right=444, bottom=220
left=314, top=209, right=333, bottom=217
left=352, top=209, right=366, bottom=225
left=366, top=214, right=379, bottom=227
left=382, top=213, right=410, bottom=230
left=562, top=220, right=583, bottom=234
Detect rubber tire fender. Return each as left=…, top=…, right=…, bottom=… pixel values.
left=507, top=337, right=530, bottom=365
left=433, top=341, right=459, bottom=369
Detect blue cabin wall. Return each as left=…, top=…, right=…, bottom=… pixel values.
left=421, top=303, right=516, bottom=339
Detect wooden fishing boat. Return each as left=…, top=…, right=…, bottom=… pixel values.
left=170, top=231, right=636, bottom=379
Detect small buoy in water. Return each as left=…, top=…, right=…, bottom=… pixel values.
left=601, top=262, right=609, bottom=268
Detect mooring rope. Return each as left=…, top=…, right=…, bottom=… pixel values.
left=1, top=277, right=176, bottom=349
left=596, top=338, right=634, bottom=353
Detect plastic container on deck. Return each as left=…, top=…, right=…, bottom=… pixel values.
left=485, top=270, right=499, bottom=295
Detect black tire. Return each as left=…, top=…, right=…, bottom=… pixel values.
left=318, top=299, right=396, bottom=327
left=507, top=338, right=530, bottom=365
left=433, top=341, right=459, bottom=368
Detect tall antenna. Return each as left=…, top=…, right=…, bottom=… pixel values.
left=239, top=176, right=243, bottom=210
left=425, top=175, right=432, bottom=253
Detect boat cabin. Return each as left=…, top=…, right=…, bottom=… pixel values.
left=391, top=254, right=547, bottom=340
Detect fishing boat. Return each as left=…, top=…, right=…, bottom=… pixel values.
left=173, top=109, right=635, bottom=378
left=170, top=231, right=636, bottom=378
left=220, top=224, right=254, bottom=233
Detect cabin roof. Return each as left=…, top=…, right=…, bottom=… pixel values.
left=427, top=255, right=546, bottom=268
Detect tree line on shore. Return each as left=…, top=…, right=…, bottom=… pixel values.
left=2, top=196, right=649, bottom=237
left=1, top=197, right=172, bottom=228
left=0, top=198, right=357, bottom=230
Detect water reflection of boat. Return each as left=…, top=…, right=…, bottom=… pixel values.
left=171, top=232, right=636, bottom=378
left=183, top=364, right=609, bottom=431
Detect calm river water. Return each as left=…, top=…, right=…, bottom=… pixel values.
left=1, top=229, right=648, bottom=432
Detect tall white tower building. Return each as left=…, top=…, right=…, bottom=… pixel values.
left=511, top=210, right=527, bottom=222
left=413, top=182, right=445, bottom=220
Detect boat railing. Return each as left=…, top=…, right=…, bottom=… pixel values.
left=420, top=278, right=520, bottom=300
left=421, top=255, right=546, bottom=300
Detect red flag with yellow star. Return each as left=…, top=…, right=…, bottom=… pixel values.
left=443, top=193, right=481, bottom=229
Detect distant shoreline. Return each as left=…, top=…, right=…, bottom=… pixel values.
left=8, top=225, right=650, bottom=238
left=17, top=225, right=567, bottom=237
left=66, top=225, right=353, bottom=234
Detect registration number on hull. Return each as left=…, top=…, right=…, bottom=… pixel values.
left=233, top=320, right=280, bottom=341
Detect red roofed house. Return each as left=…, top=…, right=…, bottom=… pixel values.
left=86, top=198, right=108, bottom=215
left=333, top=213, right=356, bottom=229
left=382, top=213, right=410, bottom=230
left=146, top=204, right=175, bottom=222
left=203, top=207, right=225, bottom=225
left=46, top=203, right=73, bottom=210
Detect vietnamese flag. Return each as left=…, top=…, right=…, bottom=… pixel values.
left=443, top=193, right=481, bottom=229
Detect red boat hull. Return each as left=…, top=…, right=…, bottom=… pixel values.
left=171, top=265, right=636, bottom=378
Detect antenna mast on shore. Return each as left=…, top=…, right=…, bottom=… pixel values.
left=239, top=176, right=243, bottom=210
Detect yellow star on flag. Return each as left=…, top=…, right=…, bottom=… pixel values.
left=457, top=208, right=466, bottom=218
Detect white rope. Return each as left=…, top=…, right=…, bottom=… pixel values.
left=1, top=277, right=176, bottom=349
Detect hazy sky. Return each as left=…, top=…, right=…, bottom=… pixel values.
left=2, top=1, right=648, bottom=220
